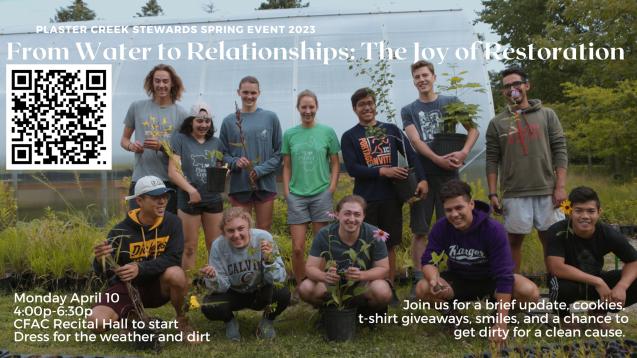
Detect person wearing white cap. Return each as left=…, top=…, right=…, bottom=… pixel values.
left=168, top=101, right=225, bottom=270
left=88, top=176, right=199, bottom=343
left=120, top=64, right=188, bottom=214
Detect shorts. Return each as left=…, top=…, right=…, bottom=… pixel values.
left=228, top=190, right=277, bottom=205
left=93, top=279, right=169, bottom=319
left=179, top=200, right=224, bottom=215
left=440, top=271, right=496, bottom=301
left=129, top=181, right=178, bottom=214
left=365, top=199, right=403, bottom=248
left=177, top=189, right=223, bottom=215
left=502, top=195, right=564, bottom=234
left=286, top=190, right=333, bottom=224
left=410, top=174, right=457, bottom=234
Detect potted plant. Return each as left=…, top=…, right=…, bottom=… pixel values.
left=434, top=64, right=483, bottom=156
left=320, top=239, right=371, bottom=342
left=205, top=149, right=228, bottom=192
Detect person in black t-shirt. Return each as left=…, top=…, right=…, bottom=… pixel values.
left=546, top=186, right=637, bottom=317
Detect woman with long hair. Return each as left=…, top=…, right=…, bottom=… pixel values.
left=169, top=102, right=224, bottom=270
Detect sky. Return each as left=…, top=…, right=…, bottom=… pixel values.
left=0, top=0, right=493, bottom=35
left=0, top=0, right=503, bottom=70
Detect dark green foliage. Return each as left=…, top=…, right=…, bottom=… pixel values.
left=51, top=0, right=96, bottom=22
left=257, top=0, right=309, bottom=10
left=137, top=0, right=164, bottom=17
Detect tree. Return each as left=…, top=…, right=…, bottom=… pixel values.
left=550, top=80, right=637, bottom=173
left=51, top=0, right=96, bottom=22
left=477, top=0, right=636, bottom=101
left=257, top=0, right=309, bottom=10
left=202, top=1, right=216, bottom=14
left=137, top=0, right=164, bottom=17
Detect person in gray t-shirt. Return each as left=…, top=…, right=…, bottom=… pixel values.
left=401, top=60, right=479, bottom=298
left=168, top=101, right=224, bottom=271
left=120, top=64, right=188, bottom=214
left=219, top=76, right=282, bottom=231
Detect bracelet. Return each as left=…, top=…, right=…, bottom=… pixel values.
left=488, top=193, right=498, bottom=200
left=127, top=142, right=133, bottom=151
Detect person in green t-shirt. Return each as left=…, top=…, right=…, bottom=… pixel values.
left=281, top=90, right=341, bottom=295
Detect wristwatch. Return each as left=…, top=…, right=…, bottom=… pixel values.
left=488, top=193, right=498, bottom=200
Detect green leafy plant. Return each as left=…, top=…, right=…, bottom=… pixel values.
left=321, top=235, right=372, bottom=310
left=437, top=64, right=484, bottom=134
left=429, top=250, right=449, bottom=292
left=348, top=54, right=396, bottom=124
left=205, top=149, right=225, bottom=168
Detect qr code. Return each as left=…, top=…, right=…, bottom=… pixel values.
left=5, top=64, right=112, bottom=170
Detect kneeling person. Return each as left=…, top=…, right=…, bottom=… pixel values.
left=298, top=195, right=393, bottom=315
left=88, top=176, right=194, bottom=338
left=200, top=207, right=290, bottom=341
left=416, top=179, right=539, bottom=344
left=546, top=186, right=637, bottom=317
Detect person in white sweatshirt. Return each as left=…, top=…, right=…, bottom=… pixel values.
left=200, top=207, right=289, bottom=341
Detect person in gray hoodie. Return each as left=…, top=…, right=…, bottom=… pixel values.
left=486, top=67, right=568, bottom=272
left=219, top=76, right=282, bottom=231
left=200, top=207, right=289, bottom=341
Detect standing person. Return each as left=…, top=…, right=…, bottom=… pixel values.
left=168, top=102, right=224, bottom=270
left=401, top=60, right=479, bottom=296
left=120, top=64, right=188, bottom=214
left=546, top=186, right=637, bottom=319
left=341, top=87, right=428, bottom=285
left=87, top=176, right=199, bottom=343
left=200, top=207, right=290, bottom=341
left=282, top=90, right=340, bottom=293
left=298, top=195, right=393, bottom=316
left=416, top=179, right=539, bottom=346
left=486, top=67, right=568, bottom=272
left=220, top=76, right=282, bottom=231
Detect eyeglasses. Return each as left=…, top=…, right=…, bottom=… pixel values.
left=502, top=80, right=527, bottom=90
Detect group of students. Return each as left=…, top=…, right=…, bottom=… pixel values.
left=87, top=62, right=637, bottom=345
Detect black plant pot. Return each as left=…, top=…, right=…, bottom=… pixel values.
left=206, top=167, right=228, bottom=193
left=322, top=306, right=357, bottom=342
left=0, top=273, right=14, bottom=293
left=391, top=167, right=418, bottom=203
left=432, top=133, right=467, bottom=156
left=619, top=225, right=636, bottom=238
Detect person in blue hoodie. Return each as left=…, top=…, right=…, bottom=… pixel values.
left=200, top=207, right=289, bottom=341
left=416, top=179, right=539, bottom=345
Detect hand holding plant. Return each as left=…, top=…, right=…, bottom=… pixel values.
left=344, top=267, right=363, bottom=282
left=234, top=102, right=258, bottom=190
left=260, top=240, right=274, bottom=264
left=324, top=266, right=340, bottom=285
left=114, top=263, right=139, bottom=282
left=199, top=265, right=216, bottom=279
left=429, top=251, right=449, bottom=294
left=93, top=240, right=113, bottom=260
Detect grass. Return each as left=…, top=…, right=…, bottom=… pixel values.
left=1, top=168, right=637, bottom=356
left=2, top=287, right=636, bottom=357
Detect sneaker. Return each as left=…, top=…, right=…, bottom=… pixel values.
left=256, top=317, right=276, bottom=339
left=225, top=318, right=241, bottom=341
left=408, top=284, right=417, bottom=301
left=289, top=290, right=301, bottom=306
left=389, top=282, right=400, bottom=308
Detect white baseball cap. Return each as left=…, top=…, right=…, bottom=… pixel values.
left=188, top=101, right=212, bottom=119
left=125, top=175, right=174, bottom=200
